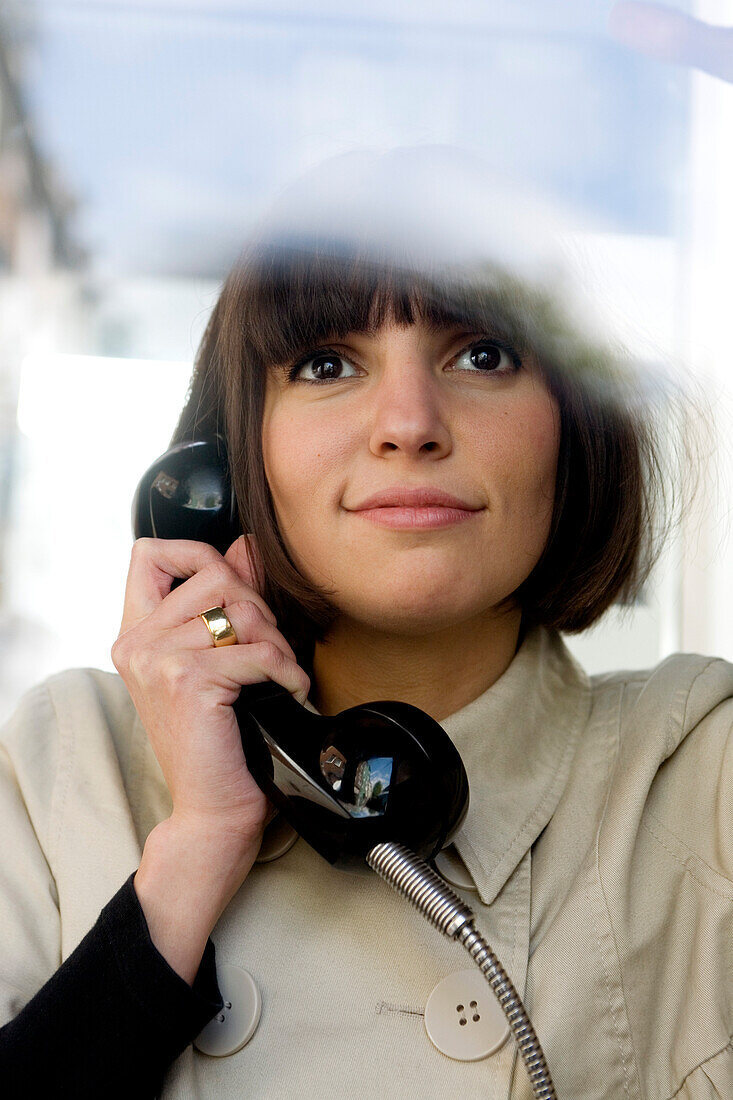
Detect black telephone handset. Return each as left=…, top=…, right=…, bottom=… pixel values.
left=132, top=438, right=469, bottom=874
left=132, top=438, right=557, bottom=1098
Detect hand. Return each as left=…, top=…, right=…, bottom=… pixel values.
left=111, top=534, right=311, bottom=854
left=609, top=2, right=733, bottom=84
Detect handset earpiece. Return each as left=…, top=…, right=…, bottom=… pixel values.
left=131, top=436, right=240, bottom=557
left=132, top=439, right=557, bottom=1097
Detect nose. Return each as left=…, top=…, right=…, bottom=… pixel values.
left=368, top=362, right=452, bottom=459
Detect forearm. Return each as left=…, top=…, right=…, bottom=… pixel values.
left=133, top=814, right=262, bottom=986
left=0, top=873, right=223, bottom=1099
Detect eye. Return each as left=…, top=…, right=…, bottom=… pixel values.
left=287, top=349, right=358, bottom=384
left=451, top=340, right=521, bottom=375
left=285, top=337, right=522, bottom=385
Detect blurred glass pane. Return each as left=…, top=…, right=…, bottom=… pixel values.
left=0, top=0, right=731, bottom=725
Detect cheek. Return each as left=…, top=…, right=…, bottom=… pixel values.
left=485, top=393, right=560, bottom=525
left=261, top=394, right=291, bottom=511
left=262, top=412, right=303, bottom=519
left=521, top=400, right=560, bottom=498
left=261, top=402, right=346, bottom=523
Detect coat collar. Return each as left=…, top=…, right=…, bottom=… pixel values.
left=306, top=625, right=590, bottom=907
left=439, top=625, right=591, bottom=905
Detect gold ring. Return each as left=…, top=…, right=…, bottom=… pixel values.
left=198, top=606, right=238, bottom=647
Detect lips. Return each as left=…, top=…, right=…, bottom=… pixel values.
left=350, top=487, right=481, bottom=510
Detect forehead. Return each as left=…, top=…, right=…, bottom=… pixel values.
left=309, top=317, right=480, bottom=349
left=243, top=249, right=531, bottom=370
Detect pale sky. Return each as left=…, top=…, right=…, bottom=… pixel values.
left=17, top=0, right=691, bottom=276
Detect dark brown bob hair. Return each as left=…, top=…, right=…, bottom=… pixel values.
left=170, top=234, right=671, bottom=676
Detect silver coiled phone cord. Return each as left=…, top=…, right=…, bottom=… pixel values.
left=366, top=840, right=557, bottom=1100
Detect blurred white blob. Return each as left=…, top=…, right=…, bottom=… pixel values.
left=253, top=142, right=626, bottom=359
left=257, top=143, right=575, bottom=280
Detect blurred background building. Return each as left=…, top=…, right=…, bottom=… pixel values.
left=0, top=1, right=89, bottom=709
left=0, top=0, right=731, bottom=722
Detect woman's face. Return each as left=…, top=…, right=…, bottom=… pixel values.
left=262, top=317, right=560, bottom=636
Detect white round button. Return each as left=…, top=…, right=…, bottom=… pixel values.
left=194, top=964, right=262, bottom=1057
left=434, top=845, right=478, bottom=892
left=255, top=813, right=299, bottom=863
left=424, top=968, right=510, bottom=1061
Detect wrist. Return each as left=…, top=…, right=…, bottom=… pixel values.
left=140, top=813, right=262, bottom=906
left=134, top=815, right=262, bottom=985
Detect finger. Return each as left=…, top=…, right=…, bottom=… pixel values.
left=198, top=641, right=311, bottom=705
left=609, top=2, right=733, bottom=83
left=147, top=556, right=278, bottom=632
left=119, top=538, right=225, bottom=633
left=172, top=601, right=298, bottom=664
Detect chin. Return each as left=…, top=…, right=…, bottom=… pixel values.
left=345, top=585, right=506, bottom=636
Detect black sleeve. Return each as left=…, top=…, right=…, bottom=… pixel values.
left=0, top=872, right=224, bottom=1099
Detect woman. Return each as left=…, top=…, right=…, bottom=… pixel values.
left=0, top=209, right=731, bottom=1097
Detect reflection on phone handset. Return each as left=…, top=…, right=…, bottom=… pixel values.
left=132, top=437, right=557, bottom=1099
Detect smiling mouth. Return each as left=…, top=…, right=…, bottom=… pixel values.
left=352, top=505, right=482, bottom=530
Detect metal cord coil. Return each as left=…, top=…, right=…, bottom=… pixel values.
left=366, top=840, right=557, bottom=1100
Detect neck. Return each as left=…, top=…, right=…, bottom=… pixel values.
left=309, top=607, right=522, bottom=722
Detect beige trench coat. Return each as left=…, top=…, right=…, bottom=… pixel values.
left=0, top=626, right=731, bottom=1098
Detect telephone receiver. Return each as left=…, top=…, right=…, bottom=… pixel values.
left=131, top=437, right=557, bottom=1098
left=132, top=437, right=470, bottom=875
